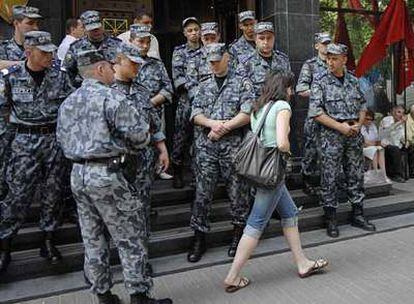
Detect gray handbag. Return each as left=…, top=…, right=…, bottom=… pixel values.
left=234, top=101, right=288, bottom=188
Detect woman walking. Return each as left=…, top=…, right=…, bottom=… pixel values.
left=224, top=71, right=328, bottom=293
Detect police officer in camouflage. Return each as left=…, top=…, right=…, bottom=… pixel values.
left=228, top=10, right=257, bottom=66
left=309, top=43, right=376, bottom=238
left=0, top=31, right=74, bottom=273
left=237, top=22, right=291, bottom=99
left=296, top=33, right=332, bottom=195
left=191, top=22, right=221, bottom=83
left=171, top=17, right=201, bottom=188
left=188, top=43, right=253, bottom=262
left=57, top=49, right=172, bottom=304
left=0, top=5, right=42, bottom=201
left=112, top=43, right=169, bottom=276
left=63, top=10, right=121, bottom=88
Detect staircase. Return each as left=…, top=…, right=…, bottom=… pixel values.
left=2, top=168, right=413, bottom=285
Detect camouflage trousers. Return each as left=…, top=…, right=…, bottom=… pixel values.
left=319, top=127, right=365, bottom=208
left=301, top=118, right=321, bottom=177
left=0, top=132, right=64, bottom=239
left=171, top=93, right=193, bottom=166
left=191, top=132, right=250, bottom=232
left=0, top=128, right=13, bottom=200
left=71, top=163, right=153, bottom=295
left=135, top=147, right=156, bottom=240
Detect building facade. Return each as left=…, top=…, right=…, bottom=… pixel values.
left=0, top=0, right=320, bottom=155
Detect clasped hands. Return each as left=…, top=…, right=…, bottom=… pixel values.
left=207, top=120, right=231, bottom=141
left=339, top=122, right=361, bottom=137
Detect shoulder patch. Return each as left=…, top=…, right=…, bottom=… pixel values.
left=306, top=57, right=318, bottom=64
left=242, top=78, right=253, bottom=92
left=200, top=74, right=212, bottom=83
left=239, top=53, right=254, bottom=65
left=314, top=70, right=328, bottom=82
left=275, top=50, right=289, bottom=59
left=1, top=64, right=21, bottom=77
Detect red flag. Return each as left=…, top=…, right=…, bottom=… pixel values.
left=355, top=0, right=414, bottom=94
left=335, top=1, right=356, bottom=71
left=348, top=0, right=378, bottom=27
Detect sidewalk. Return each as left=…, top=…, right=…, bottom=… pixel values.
left=18, top=225, right=414, bottom=304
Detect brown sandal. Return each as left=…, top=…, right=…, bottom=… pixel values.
left=298, top=257, right=329, bottom=278
left=225, top=277, right=250, bottom=293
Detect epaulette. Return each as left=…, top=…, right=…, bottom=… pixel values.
left=229, top=38, right=239, bottom=48
left=275, top=49, right=289, bottom=59
left=108, top=36, right=122, bottom=43
left=199, top=74, right=212, bottom=83
left=69, top=37, right=85, bottom=48
left=174, top=44, right=186, bottom=51
left=0, top=39, right=10, bottom=45
left=306, top=57, right=318, bottom=64
left=1, top=64, right=21, bottom=77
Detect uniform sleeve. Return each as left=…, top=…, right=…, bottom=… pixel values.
left=190, top=84, right=206, bottom=122
left=356, top=82, right=367, bottom=111
left=157, top=63, right=173, bottom=104
left=0, top=76, right=11, bottom=130
left=0, top=42, right=7, bottom=60
left=308, top=79, right=325, bottom=118
left=62, top=45, right=80, bottom=88
left=110, top=97, right=151, bottom=151
left=239, top=78, right=255, bottom=114
left=172, top=48, right=187, bottom=89
left=296, top=62, right=312, bottom=93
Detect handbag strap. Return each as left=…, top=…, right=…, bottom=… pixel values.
left=253, top=100, right=276, bottom=135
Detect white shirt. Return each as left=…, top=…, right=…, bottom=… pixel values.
left=379, top=115, right=405, bottom=148
left=117, top=30, right=160, bottom=59
left=361, top=123, right=379, bottom=142
left=57, top=35, right=77, bottom=61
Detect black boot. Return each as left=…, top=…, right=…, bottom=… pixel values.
left=39, top=232, right=62, bottom=264
left=228, top=225, right=244, bottom=257
left=324, top=207, right=339, bottom=238
left=187, top=230, right=206, bottom=263
left=131, top=292, right=172, bottom=304
left=145, top=262, right=153, bottom=276
left=351, top=205, right=376, bottom=231
left=172, top=164, right=184, bottom=189
left=0, top=238, right=12, bottom=273
left=97, top=291, right=121, bottom=304
left=302, top=174, right=318, bottom=196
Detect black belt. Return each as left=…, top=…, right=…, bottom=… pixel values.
left=73, top=156, right=123, bottom=166
left=14, top=124, right=56, bottom=134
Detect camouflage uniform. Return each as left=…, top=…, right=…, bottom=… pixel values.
left=112, top=78, right=165, bottom=239
left=297, top=56, right=328, bottom=178
left=309, top=70, right=366, bottom=209
left=237, top=49, right=291, bottom=99
left=57, top=69, right=152, bottom=295
left=190, top=67, right=254, bottom=232
left=229, top=35, right=256, bottom=67
left=0, top=39, right=25, bottom=199
left=171, top=43, right=201, bottom=166
left=0, top=54, right=73, bottom=239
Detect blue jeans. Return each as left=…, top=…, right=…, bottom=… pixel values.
left=244, top=183, right=299, bottom=239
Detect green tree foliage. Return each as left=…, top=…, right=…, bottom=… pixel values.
left=320, top=0, right=414, bottom=59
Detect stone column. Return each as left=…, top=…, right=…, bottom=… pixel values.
left=258, top=0, right=320, bottom=156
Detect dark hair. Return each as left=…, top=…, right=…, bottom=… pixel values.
left=392, top=104, right=405, bottom=112
left=134, top=12, right=152, bottom=24
left=253, top=70, right=295, bottom=113
left=66, top=18, right=79, bottom=34
left=365, top=109, right=375, bottom=119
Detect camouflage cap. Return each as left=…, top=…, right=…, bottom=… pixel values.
left=118, top=43, right=145, bottom=64
left=130, top=24, right=152, bottom=38
left=206, top=43, right=227, bottom=62
left=77, top=49, right=108, bottom=67
left=12, top=5, right=42, bottom=20
left=315, top=32, right=332, bottom=44
left=238, top=10, right=255, bottom=23
left=24, top=31, right=57, bottom=53
left=327, top=43, right=348, bottom=55
left=182, top=17, right=199, bottom=28
left=254, top=22, right=274, bottom=34
left=80, top=10, right=102, bottom=31
left=201, top=22, right=219, bottom=36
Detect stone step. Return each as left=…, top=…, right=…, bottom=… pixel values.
left=14, top=182, right=392, bottom=251
left=22, top=181, right=392, bottom=225
left=1, top=189, right=412, bottom=284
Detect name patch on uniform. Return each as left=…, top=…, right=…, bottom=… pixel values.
left=12, top=87, right=33, bottom=94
